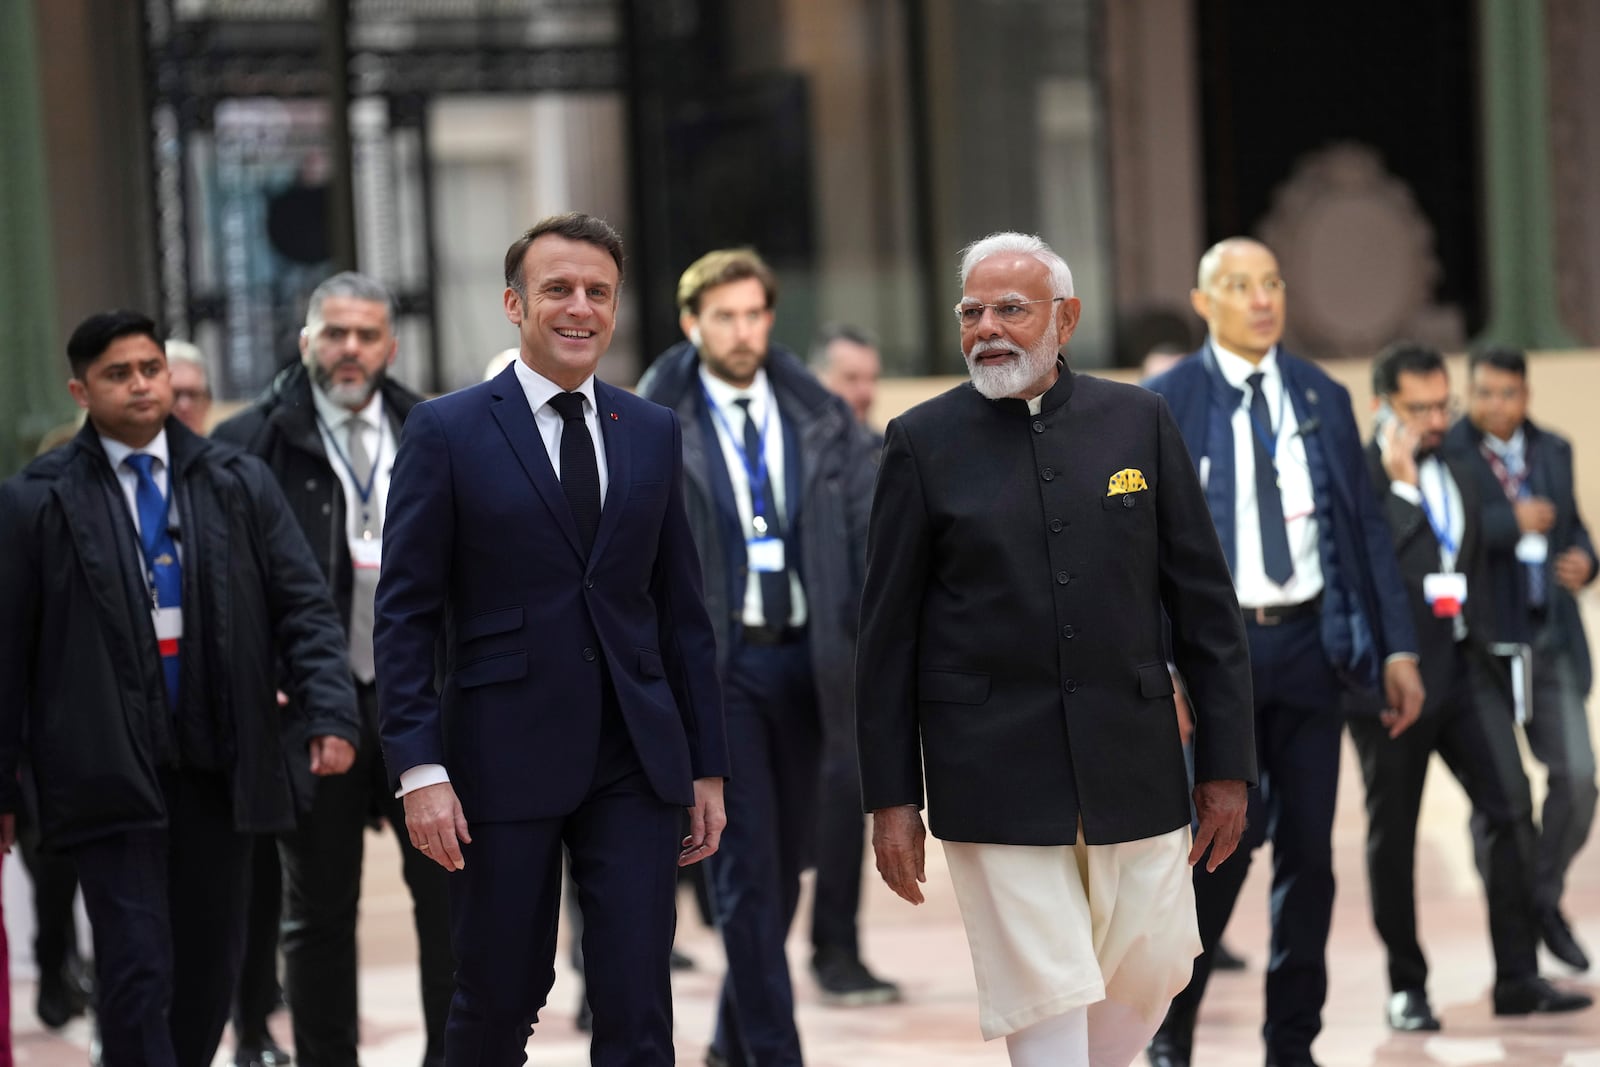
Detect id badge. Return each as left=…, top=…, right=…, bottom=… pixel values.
left=747, top=537, right=785, bottom=573
left=153, top=605, right=183, bottom=653
left=1515, top=532, right=1548, bottom=564
left=350, top=535, right=382, bottom=570
left=1423, top=571, right=1468, bottom=618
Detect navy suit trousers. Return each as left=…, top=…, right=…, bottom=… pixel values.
left=442, top=678, right=684, bottom=1066
left=707, top=639, right=821, bottom=1067
left=73, top=768, right=253, bottom=1067
left=1173, top=613, right=1341, bottom=1062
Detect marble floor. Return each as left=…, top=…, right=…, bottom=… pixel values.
left=8, top=685, right=1600, bottom=1066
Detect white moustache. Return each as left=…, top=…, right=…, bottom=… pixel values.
left=967, top=340, right=1023, bottom=360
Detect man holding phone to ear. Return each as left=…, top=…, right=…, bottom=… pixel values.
left=1349, top=342, right=1589, bottom=1032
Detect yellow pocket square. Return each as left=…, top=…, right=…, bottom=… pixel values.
left=1106, top=468, right=1148, bottom=496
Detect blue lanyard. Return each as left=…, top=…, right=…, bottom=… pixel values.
left=702, top=385, right=775, bottom=525
left=1418, top=461, right=1458, bottom=560
left=317, top=414, right=383, bottom=509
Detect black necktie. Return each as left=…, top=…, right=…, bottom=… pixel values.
left=548, top=392, right=600, bottom=556
left=1247, top=371, right=1294, bottom=584
left=733, top=397, right=791, bottom=629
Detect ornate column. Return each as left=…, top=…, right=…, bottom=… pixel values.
left=1475, top=0, right=1578, bottom=348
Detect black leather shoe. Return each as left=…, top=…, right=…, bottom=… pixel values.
left=1146, top=1005, right=1194, bottom=1067
left=235, top=1035, right=293, bottom=1067
left=1385, top=988, right=1441, bottom=1031
left=1264, top=1058, right=1320, bottom=1067
left=1537, top=906, right=1591, bottom=971
left=1492, top=975, right=1594, bottom=1015
left=1212, top=939, right=1248, bottom=972
left=1146, top=1038, right=1189, bottom=1067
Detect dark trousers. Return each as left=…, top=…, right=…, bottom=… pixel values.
left=443, top=689, right=682, bottom=1066
left=1167, top=613, right=1341, bottom=1062
left=1472, top=634, right=1598, bottom=913
left=72, top=768, right=253, bottom=1067
left=810, top=696, right=865, bottom=959
left=279, top=681, right=454, bottom=1067
left=1348, top=645, right=1537, bottom=991
left=18, top=816, right=84, bottom=1001
left=231, top=833, right=283, bottom=1046
left=707, top=639, right=821, bottom=1067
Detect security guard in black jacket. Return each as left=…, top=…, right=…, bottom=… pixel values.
left=214, top=272, right=452, bottom=1067
left=0, top=310, right=360, bottom=1067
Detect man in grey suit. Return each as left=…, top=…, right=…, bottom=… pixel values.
left=857, top=231, right=1256, bottom=1067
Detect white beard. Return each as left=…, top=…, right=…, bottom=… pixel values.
left=964, top=332, right=1060, bottom=400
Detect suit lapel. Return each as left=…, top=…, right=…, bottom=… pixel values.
left=489, top=368, right=585, bottom=559
left=591, top=381, right=629, bottom=561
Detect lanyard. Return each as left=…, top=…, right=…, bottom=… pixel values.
left=1479, top=441, right=1530, bottom=503
left=702, top=384, right=776, bottom=531
left=1419, top=461, right=1458, bottom=561
left=318, top=414, right=384, bottom=525
left=133, top=484, right=174, bottom=610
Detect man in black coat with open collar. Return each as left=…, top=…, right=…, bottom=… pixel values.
left=0, top=310, right=359, bottom=1067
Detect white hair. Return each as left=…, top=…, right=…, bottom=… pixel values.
left=1196, top=237, right=1272, bottom=289
left=957, top=232, right=1074, bottom=299
left=164, top=339, right=210, bottom=386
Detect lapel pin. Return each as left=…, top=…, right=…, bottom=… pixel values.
left=609, top=412, right=619, bottom=420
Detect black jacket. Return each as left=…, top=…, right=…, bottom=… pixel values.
left=0, top=419, right=360, bottom=849
left=856, top=368, right=1256, bottom=845
left=1444, top=417, right=1595, bottom=695
left=1360, top=441, right=1501, bottom=715
left=638, top=341, right=878, bottom=726
left=213, top=362, right=424, bottom=631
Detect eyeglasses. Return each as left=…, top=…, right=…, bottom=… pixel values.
left=172, top=388, right=212, bottom=404
left=953, top=297, right=1063, bottom=326
left=1213, top=277, right=1288, bottom=298
left=1396, top=398, right=1461, bottom=419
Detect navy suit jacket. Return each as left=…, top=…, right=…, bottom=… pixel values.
left=1145, top=346, right=1417, bottom=692
left=373, top=365, right=728, bottom=823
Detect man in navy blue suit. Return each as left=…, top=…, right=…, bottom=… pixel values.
left=1144, top=238, right=1425, bottom=1067
left=374, top=212, right=729, bottom=1066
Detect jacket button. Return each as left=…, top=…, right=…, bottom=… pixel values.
left=321, top=504, right=332, bottom=515
left=1049, top=518, right=1064, bottom=533
left=1041, top=467, right=1055, bottom=482
left=1123, top=495, right=1135, bottom=508
left=584, top=578, right=594, bottom=589
left=1032, top=421, right=1045, bottom=434
left=1056, top=571, right=1070, bottom=585
left=1061, top=625, right=1075, bottom=639
left=582, top=647, right=597, bottom=662
left=1064, top=679, right=1078, bottom=693
left=306, top=479, right=318, bottom=490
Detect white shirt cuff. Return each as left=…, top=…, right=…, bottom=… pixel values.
left=1384, top=652, right=1420, bottom=666
left=397, top=763, right=450, bottom=797
left=1388, top=481, right=1422, bottom=505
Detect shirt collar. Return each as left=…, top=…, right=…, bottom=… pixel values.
left=311, top=379, right=385, bottom=431
left=513, top=356, right=597, bottom=415
left=101, top=426, right=170, bottom=474
left=1209, top=337, right=1280, bottom=393
left=1482, top=425, right=1526, bottom=459
left=698, top=363, right=772, bottom=414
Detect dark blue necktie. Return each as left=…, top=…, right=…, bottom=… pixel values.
left=548, top=392, right=601, bottom=557
left=1503, top=446, right=1547, bottom=608
left=1247, top=372, right=1295, bottom=585
left=126, top=453, right=182, bottom=709
left=734, top=397, right=791, bottom=629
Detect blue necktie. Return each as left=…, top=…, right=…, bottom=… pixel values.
left=1247, top=372, right=1295, bottom=585
left=126, top=453, right=182, bottom=709
left=734, top=397, right=792, bottom=629
left=1504, top=446, right=1547, bottom=608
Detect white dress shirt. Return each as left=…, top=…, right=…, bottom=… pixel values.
left=399, top=359, right=611, bottom=797
left=1210, top=341, right=1325, bottom=608
left=1390, top=456, right=1468, bottom=640
left=699, top=365, right=807, bottom=628
left=101, top=429, right=179, bottom=553
left=312, top=386, right=395, bottom=537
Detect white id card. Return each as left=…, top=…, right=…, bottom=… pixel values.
left=747, top=537, right=785, bottom=573
left=1515, top=532, right=1548, bottom=564
left=1423, top=571, right=1468, bottom=618
left=350, top=536, right=382, bottom=570
left=153, top=605, right=184, bottom=641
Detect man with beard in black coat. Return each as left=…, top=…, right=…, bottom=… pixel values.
left=0, top=310, right=360, bottom=1067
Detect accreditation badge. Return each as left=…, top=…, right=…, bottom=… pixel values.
left=350, top=535, right=382, bottom=570
left=1423, top=572, right=1468, bottom=619
left=747, top=537, right=785, bottom=573
left=152, top=605, right=184, bottom=655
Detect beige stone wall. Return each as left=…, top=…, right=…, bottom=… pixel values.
left=869, top=350, right=1600, bottom=523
